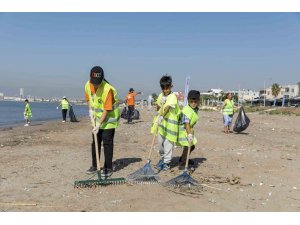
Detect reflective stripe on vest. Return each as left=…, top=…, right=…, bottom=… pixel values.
left=91, top=103, right=119, bottom=113
left=85, top=80, right=120, bottom=129
left=223, top=99, right=234, bottom=115
left=177, top=105, right=199, bottom=147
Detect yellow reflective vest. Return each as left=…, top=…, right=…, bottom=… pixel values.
left=24, top=103, right=32, bottom=118
left=61, top=99, right=69, bottom=110
left=177, top=105, right=199, bottom=146
left=151, top=92, right=180, bottom=143
left=223, top=99, right=234, bottom=115
left=85, top=80, right=120, bottom=129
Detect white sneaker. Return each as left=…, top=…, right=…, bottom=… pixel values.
left=62, top=120, right=66, bottom=123
left=24, top=124, right=29, bottom=127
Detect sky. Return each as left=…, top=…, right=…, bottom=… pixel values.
left=0, top=13, right=300, bottom=99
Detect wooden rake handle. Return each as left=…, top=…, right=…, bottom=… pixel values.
left=91, top=117, right=101, bottom=171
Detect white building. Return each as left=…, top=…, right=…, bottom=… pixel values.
left=239, top=90, right=260, bottom=101
left=265, top=82, right=300, bottom=100
left=0, top=92, right=4, bottom=100
left=201, top=89, right=223, bottom=98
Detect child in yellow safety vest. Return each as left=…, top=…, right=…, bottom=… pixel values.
left=177, top=90, right=200, bottom=170
left=24, top=99, right=32, bottom=127
left=85, top=66, right=120, bottom=178
left=151, top=75, right=180, bottom=171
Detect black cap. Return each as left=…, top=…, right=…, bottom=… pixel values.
left=129, top=88, right=134, bottom=92
left=90, top=66, right=104, bottom=85
left=188, top=90, right=200, bottom=100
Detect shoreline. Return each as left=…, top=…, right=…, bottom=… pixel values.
left=0, top=116, right=87, bottom=130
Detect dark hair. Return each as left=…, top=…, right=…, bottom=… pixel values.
left=226, top=92, right=232, bottom=99
left=25, top=99, right=29, bottom=102
left=160, top=75, right=172, bottom=89
left=188, top=90, right=200, bottom=100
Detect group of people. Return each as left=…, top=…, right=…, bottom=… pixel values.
left=84, top=66, right=203, bottom=177
left=25, top=65, right=238, bottom=178
left=23, top=96, right=71, bottom=126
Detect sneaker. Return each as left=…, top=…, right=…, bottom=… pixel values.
left=86, top=166, right=97, bottom=174
left=24, top=124, right=29, bottom=127
left=101, top=169, right=113, bottom=178
left=155, top=159, right=164, bottom=169
left=161, top=163, right=170, bottom=171
left=62, top=120, right=66, bottom=123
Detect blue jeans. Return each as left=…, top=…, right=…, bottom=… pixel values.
left=223, top=114, right=233, bottom=126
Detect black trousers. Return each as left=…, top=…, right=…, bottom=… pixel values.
left=127, top=105, right=134, bottom=123
left=180, top=145, right=196, bottom=163
left=91, top=128, right=115, bottom=171
left=62, top=109, right=68, bottom=121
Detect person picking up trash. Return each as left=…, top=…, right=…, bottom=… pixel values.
left=222, top=92, right=239, bottom=134
left=85, top=66, right=120, bottom=177
left=57, top=96, right=70, bottom=123
left=24, top=99, right=32, bottom=126
left=177, top=90, right=200, bottom=170
left=125, top=88, right=142, bottom=124
left=151, top=75, right=180, bottom=171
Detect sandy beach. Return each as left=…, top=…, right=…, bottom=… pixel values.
left=0, top=109, right=300, bottom=212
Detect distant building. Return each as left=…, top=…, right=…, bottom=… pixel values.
left=239, top=90, right=260, bottom=101
left=0, top=92, right=4, bottom=100
left=201, top=89, right=223, bottom=98
left=265, top=82, right=300, bottom=100
left=20, top=88, right=24, bottom=99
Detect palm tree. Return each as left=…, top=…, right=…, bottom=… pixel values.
left=271, top=83, right=281, bottom=106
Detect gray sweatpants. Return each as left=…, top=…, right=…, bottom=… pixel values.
left=157, top=133, right=175, bottom=164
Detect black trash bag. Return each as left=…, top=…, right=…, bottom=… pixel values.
left=69, top=106, right=79, bottom=122
left=233, top=106, right=250, bottom=133
left=121, top=107, right=140, bottom=120
left=132, top=109, right=140, bottom=120
left=121, top=107, right=128, bottom=119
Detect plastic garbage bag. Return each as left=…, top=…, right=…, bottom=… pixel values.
left=233, top=106, right=250, bottom=133
left=69, top=106, right=79, bottom=122
left=121, top=107, right=140, bottom=120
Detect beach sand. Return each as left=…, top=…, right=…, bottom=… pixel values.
left=0, top=109, right=299, bottom=212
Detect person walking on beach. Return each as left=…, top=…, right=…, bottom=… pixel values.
left=24, top=99, right=32, bottom=126
left=177, top=90, right=200, bottom=170
left=57, top=96, right=70, bottom=123
left=125, top=88, right=141, bottom=124
left=151, top=75, right=180, bottom=171
left=85, top=66, right=120, bottom=177
left=222, top=92, right=238, bottom=134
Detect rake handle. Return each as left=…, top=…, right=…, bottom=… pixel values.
left=147, top=126, right=159, bottom=161
left=184, top=141, right=192, bottom=172
left=91, top=117, right=101, bottom=171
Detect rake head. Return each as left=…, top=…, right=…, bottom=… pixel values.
left=74, top=171, right=126, bottom=188
left=164, top=171, right=199, bottom=189
left=126, top=162, right=160, bottom=185
left=74, top=177, right=126, bottom=188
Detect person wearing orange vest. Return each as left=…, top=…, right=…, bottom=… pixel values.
left=125, top=88, right=141, bottom=124
left=84, top=66, right=120, bottom=177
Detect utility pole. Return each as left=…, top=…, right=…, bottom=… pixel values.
left=238, top=84, right=240, bottom=108
left=264, top=80, right=266, bottom=107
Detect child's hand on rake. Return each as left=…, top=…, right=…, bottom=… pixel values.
left=93, top=124, right=101, bottom=134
